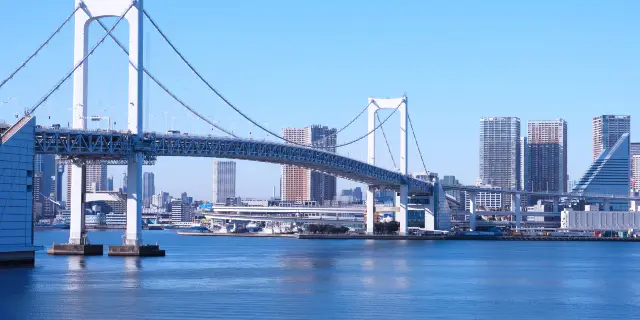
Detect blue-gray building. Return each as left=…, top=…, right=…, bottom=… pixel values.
left=573, top=133, right=630, bottom=210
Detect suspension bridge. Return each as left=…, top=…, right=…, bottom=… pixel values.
left=0, top=0, right=437, bottom=257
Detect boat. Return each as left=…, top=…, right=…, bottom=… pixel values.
left=146, top=224, right=164, bottom=230
left=189, top=223, right=208, bottom=231
left=52, top=222, right=70, bottom=229
left=246, top=222, right=262, bottom=232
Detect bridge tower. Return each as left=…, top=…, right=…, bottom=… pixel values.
left=67, top=0, right=149, bottom=252
left=366, top=96, right=409, bottom=235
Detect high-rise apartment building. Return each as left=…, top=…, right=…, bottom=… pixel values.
left=34, top=154, right=56, bottom=217
left=479, top=117, right=521, bottom=192
left=65, top=163, right=108, bottom=210
left=281, top=125, right=337, bottom=203
left=143, top=172, right=155, bottom=207
left=592, top=115, right=630, bottom=160
left=527, top=120, right=568, bottom=203
left=212, top=161, right=236, bottom=204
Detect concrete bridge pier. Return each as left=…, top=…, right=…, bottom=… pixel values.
left=511, top=193, right=521, bottom=230
left=603, top=198, right=610, bottom=211
left=468, top=191, right=477, bottom=231
left=553, top=196, right=559, bottom=214
left=396, top=185, right=408, bottom=235
left=366, top=186, right=375, bottom=234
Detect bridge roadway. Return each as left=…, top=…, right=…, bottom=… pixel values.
left=444, top=185, right=640, bottom=201
left=34, top=126, right=432, bottom=193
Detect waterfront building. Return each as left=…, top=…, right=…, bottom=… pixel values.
left=0, top=118, right=37, bottom=265
left=592, top=115, right=630, bottom=160
left=143, top=172, right=155, bottom=208
left=527, top=119, right=568, bottom=204
left=573, top=133, right=630, bottom=210
left=464, top=184, right=503, bottom=212
left=479, top=117, right=521, bottom=193
left=281, top=125, right=337, bottom=202
left=212, top=161, right=236, bottom=205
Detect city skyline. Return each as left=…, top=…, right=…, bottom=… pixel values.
left=1, top=1, right=638, bottom=200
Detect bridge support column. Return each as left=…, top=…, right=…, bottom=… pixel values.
left=469, top=191, right=477, bottom=231
left=125, top=153, right=143, bottom=245
left=553, top=196, right=559, bottom=214
left=68, top=163, right=86, bottom=244
left=603, top=199, right=610, bottom=211
left=511, top=193, right=521, bottom=230
left=396, top=185, right=408, bottom=236
left=366, top=186, right=375, bottom=234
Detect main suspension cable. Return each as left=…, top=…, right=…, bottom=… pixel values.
left=408, top=112, right=428, bottom=173
left=0, top=4, right=81, bottom=91
left=27, top=3, right=134, bottom=116
left=143, top=9, right=392, bottom=149
left=90, top=13, right=236, bottom=137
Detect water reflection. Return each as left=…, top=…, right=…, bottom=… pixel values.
left=65, top=256, right=86, bottom=292
left=123, top=257, right=142, bottom=289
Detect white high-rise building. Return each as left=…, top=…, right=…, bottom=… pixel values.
left=212, top=161, right=236, bottom=204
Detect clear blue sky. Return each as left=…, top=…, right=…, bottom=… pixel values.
left=0, top=0, right=638, bottom=200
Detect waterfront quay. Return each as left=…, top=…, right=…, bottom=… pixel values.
left=178, top=232, right=640, bottom=242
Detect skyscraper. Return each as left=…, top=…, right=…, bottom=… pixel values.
left=212, top=161, right=236, bottom=204
left=479, top=117, right=521, bottom=193
left=592, top=115, right=630, bottom=160
left=142, top=172, right=155, bottom=207
left=281, top=125, right=337, bottom=202
left=527, top=120, right=568, bottom=203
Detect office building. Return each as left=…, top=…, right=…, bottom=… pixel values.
left=631, top=143, right=640, bottom=190
left=212, top=161, right=236, bottom=204
left=353, top=187, right=363, bottom=202
left=65, top=163, right=108, bottom=210
left=56, top=162, right=64, bottom=205
left=592, top=115, right=630, bottom=160
left=143, top=172, right=155, bottom=208
left=573, top=133, right=630, bottom=210
left=527, top=120, right=568, bottom=203
left=479, top=117, right=521, bottom=192
left=171, top=199, right=191, bottom=223
left=281, top=125, right=337, bottom=202
left=107, top=175, right=114, bottom=192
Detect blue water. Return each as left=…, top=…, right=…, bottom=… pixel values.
left=2, top=230, right=640, bottom=320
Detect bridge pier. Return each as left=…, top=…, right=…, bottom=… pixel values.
left=603, top=198, right=610, bottom=211
left=396, top=185, right=408, bottom=235
left=49, top=161, right=104, bottom=256
left=366, top=186, right=375, bottom=234
left=553, top=196, right=559, bottom=214
left=511, top=193, right=521, bottom=230
left=469, top=191, right=477, bottom=231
